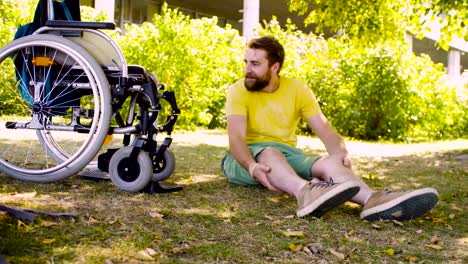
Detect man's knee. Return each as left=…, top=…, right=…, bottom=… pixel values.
left=256, top=147, right=283, bottom=161
left=311, top=156, right=353, bottom=180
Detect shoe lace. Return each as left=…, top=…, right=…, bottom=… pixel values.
left=308, top=180, right=335, bottom=189
left=382, top=188, right=407, bottom=194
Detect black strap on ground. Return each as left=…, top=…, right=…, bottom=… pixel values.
left=0, top=205, right=77, bottom=223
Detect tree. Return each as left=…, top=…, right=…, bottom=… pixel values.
left=287, top=0, right=467, bottom=49
left=409, top=0, right=468, bottom=50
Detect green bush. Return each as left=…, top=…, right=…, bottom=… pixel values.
left=0, top=3, right=465, bottom=141
left=259, top=19, right=467, bottom=141
left=114, top=4, right=244, bottom=129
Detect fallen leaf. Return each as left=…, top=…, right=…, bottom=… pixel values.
left=269, top=197, right=280, bottom=203
left=329, top=249, right=345, bottom=260
left=371, top=224, right=383, bottom=230
left=306, top=243, right=322, bottom=255
left=415, top=229, right=423, bottom=234
left=109, top=218, right=122, bottom=225
left=41, top=238, right=56, bottom=244
left=144, top=248, right=157, bottom=256
left=405, top=256, right=418, bottom=262
left=281, top=230, right=304, bottom=237
left=86, top=216, right=99, bottom=224
left=170, top=247, right=184, bottom=254
left=264, top=215, right=274, bottom=220
left=425, top=244, right=444, bottom=251
left=149, top=211, right=165, bottom=219
left=288, top=243, right=302, bottom=251
left=431, top=235, right=441, bottom=244
left=0, top=211, right=10, bottom=220
left=136, top=249, right=154, bottom=261
left=40, top=220, right=58, bottom=227
left=448, top=214, right=455, bottom=219
left=391, top=220, right=403, bottom=226
left=385, top=248, right=395, bottom=255
left=284, top=215, right=295, bottom=219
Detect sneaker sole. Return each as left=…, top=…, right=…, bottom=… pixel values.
left=360, top=188, right=439, bottom=221
left=296, top=181, right=360, bottom=218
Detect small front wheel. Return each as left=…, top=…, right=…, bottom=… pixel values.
left=152, top=148, right=176, bottom=182
left=109, top=146, right=152, bottom=192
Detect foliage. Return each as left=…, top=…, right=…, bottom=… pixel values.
left=113, top=4, right=244, bottom=129
left=0, top=3, right=465, bottom=141
left=287, top=0, right=408, bottom=43
left=409, top=0, right=468, bottom=50
left=259, top=19, right=467, bottom=141
left=287, top=0, right=468, bottom=49
left=0, top=0, right=36, bottom=115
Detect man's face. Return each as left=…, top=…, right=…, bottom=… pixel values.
left=244, top=48, right=272, bottom=91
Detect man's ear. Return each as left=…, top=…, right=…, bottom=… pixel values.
left=272, top=62, right=280, bottom=74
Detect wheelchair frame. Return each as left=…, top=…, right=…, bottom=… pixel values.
left=0, top=0, right=181, bottom=193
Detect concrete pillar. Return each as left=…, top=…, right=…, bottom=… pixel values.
left=447, top=49, right=461, bottom=82
left=94, top=0, right=115, bottom=22
left=405, top=32, right=413, bottom=54
left=243, top=0, right=260, bottom=42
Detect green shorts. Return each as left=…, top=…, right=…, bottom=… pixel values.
left=221, top=142, right=320, bottom=186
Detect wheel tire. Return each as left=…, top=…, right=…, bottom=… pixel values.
left=152, top=148, right=176, bottom=182
left=109, top=146, right=152, bottom=192
left=0, top=34, right=111, bottom=183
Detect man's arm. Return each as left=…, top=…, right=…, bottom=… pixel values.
left=307, top=113, right=352, bottom=167
left=227, top=115, right=278, bottom=190
left=227, top=115, right=255, bottom=170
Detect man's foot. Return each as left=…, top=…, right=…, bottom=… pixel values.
left=360, top=188, right=439, bottom=221
left=296, top=180, right=360, bottom=218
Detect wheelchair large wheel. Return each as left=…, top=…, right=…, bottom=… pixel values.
left=152, top=148, right=176, bottom=182
left=109, top=146, right=153, bottom=192
left=0, top=34, right=112, bottom=182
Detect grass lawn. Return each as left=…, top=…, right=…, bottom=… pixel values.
left=0, top=129, right=467, bottom=263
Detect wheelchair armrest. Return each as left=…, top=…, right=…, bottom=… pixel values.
left=45, top=20, right=116, bottom=30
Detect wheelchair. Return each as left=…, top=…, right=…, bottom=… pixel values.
left=0, top=0, right=181, bottom=193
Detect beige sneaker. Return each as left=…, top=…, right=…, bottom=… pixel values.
left=360, top=188, right=439, bottom=221
left=296, top=180, right=360, bottom=218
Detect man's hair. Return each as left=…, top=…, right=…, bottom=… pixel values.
left=248, top=36, right=285, bottom=73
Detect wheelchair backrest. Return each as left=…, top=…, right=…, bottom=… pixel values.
left=17, top=0, right=126, bottom=73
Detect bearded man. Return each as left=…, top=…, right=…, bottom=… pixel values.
left=221, top=36, right=438, bottom=220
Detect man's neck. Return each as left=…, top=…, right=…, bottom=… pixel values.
left=262, top=76, right=280, bottom=93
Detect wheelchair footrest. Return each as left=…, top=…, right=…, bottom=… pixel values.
left=77, top=169, right=110, bottom=182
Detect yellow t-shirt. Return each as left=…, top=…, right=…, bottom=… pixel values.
left=226, top=77, right=321, bottom=147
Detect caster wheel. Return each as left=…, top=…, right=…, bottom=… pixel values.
left=152, top=148, right=176, bottom=182
left=109, top=146, right=152, bottom=192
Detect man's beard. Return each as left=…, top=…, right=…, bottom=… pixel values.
left=244, top=71, right=271, bottom=91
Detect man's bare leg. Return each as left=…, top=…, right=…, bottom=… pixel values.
left=254, top=147, right=361, bottom=218
left=311, top=155, right=373, bottom=205
left=255, top=147, right=308, bottom=198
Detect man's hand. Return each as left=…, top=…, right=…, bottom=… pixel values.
left=251, top=163, right=280, bottom=192
left=342, top=154, right=352, bottom=169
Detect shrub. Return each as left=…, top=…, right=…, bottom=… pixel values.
left=0, top=3, right=465, bottom=141
left=259, top=19, right=467, bottom=141
left=114, top=4, right=244, bottom=129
